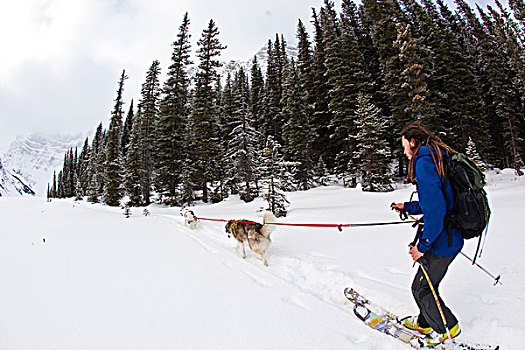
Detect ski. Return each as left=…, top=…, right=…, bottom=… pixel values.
left=343, top=288, right=499, bottom=350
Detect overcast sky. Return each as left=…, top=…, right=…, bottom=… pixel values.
left=0, top=0, right=497, bottom=152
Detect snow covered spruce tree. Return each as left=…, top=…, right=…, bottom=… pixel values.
left=219, top=73, right=239, bottom=196
left=361, top=0, right=410, bottom=175
left=87, top=123, right=105, bottom=203
left=179, top=110, right=198, bottom=206
left=355, top=93, right=393, bottom=192
left=260, top=135, right=290, bottom=217
left=124, top=106, right=145, bottom=206
left=262, top=37, right=286, bottom=144
left=123, top=61, right=162, bottom=206
left=405, top=0, right=486, bottom=150
left=466, top=136, right=486, bottom=171
left=154, top=13, right=192, bottom=205
left=77, top=138, right=91, bottom=198
left=250, top=56, right=265, bottom=137
left=191, top=19, right=226, bottom=203
left=121, top=100, right=134, bottom=159
left=226, top=67, right=261, bottom=202
left=321, top=3, right=366, bottom=187
left=308, top=10, right=334, bottom=168
left=104, top=70, right=127, bottom=206
left=138, top=61, right=161, bottom=205
left=393, top=23, right=433, bottom=125
left=455, top=0, right=524, bottom=174
left=281, top=59, right=317, bottom=191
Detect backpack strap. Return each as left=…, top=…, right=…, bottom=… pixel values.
left=440, top=155, right=454, bottom=248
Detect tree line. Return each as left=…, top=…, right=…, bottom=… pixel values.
left=48, top=0, right=525, bottom=216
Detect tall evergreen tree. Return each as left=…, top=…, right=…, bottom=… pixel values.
left=362, top=0, right=410, bottom=175
left=87, top=123, right=105, bottom=203
left=422, top=0, right=487, bottom=151
left=52, top=171, right=57, bottom=198
left=227, top=68, right=260, bottom=202
left=155, top=13, right=193, bottom=205
left=486, top=4, right=524, bottom=174
left=354, top=93, right=393, bottom=192
left=121, top=100, right=134, bottom=159
left=78, top=137, right=90, bottom=197
left=321, top=6, right=366, bottom=183
left=296, top=19, right=315, bottom=103
left=180, top=112, right=198, bottom=206
left=250, top=56, right=265, bottom=137
left=281, top=60, right=317, bottom=190
left=260, top=135, right=290, bottom=217
left=262, top=38, right=284, bottom=142
left=124, top=106, right=144, bottom=206
left=104, top=70, right=127, bottom=206
left=137, top=60, right=162, bottom=205
left=456, top=0, right=524, bottom=171
left=220, top=73, right=236, bottom=149
left=191, top=19, right=226, bottom=202
left=310, top=9, right=334, bottom=168
left=57, top=170, right=64, bottom=198
left=393, top=23, right=432, bottom=123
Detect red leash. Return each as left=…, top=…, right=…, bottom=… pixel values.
left=193, top=216, right=394, bottom=232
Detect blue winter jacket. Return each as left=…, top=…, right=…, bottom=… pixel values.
left=404, top=146, right=464, bottom=257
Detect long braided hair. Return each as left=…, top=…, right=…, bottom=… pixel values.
left=401, top=123, right=458, bottom=184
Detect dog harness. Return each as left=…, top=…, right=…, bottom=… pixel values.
left=231, top=222, right=238, bottom=239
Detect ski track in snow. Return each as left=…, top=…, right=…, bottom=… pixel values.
left=154, top=211, right=360, bottom=313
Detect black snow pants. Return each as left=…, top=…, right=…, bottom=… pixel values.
left=413, top=252, right=459, bottom=334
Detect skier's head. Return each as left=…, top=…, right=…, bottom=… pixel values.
left=400, top=123, right=436, bottom=160
left=400, top=123, right=457, bottom=183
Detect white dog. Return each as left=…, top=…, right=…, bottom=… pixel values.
left=180, top=207, right=198, bottom=230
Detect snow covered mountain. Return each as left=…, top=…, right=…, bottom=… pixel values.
left=1, top=134, right=85, bottom=196
left=222, top=43, right=299, bottom=76
left=187, top=43, right=299, bottom=83
left=0, top=156, right=35, bottom=197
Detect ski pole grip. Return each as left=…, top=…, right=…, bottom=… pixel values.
left=391, top=202, right=408, bottom=220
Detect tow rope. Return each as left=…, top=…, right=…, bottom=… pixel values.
left=195, top=216, right=413, bottom=232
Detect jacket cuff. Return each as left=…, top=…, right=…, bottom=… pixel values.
left=417, top=239, right=431, bottom=254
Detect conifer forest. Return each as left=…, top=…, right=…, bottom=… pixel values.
left=48, top=0, right=525, bottom=216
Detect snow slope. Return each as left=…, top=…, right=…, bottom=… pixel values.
left=0, top=170, right=522, bottom=350
left=0, top=156, right=35, bottom=197
left=2, top=133, right=85, bottom=196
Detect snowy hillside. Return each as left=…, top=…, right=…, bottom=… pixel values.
left=2, top=133, right=85, bottom=196
left=0, top=156, right=35, bottom=197
left=0, top=170, right=522, bottom=350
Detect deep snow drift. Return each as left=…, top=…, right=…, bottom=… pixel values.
left=0, top=169, right=522, bottom=349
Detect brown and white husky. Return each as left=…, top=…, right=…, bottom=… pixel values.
left=225, top=212, right=276, bottom=266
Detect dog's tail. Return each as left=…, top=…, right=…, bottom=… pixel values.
left=260, top=211, right=277, bottom=238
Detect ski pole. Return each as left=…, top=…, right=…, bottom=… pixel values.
left=459, top=251, right=502, bottom=286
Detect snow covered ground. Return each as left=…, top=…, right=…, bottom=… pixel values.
left=0, top=169, right=522, bottom=349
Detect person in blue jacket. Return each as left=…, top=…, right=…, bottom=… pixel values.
left=392, top=123, right=463, bottom=347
